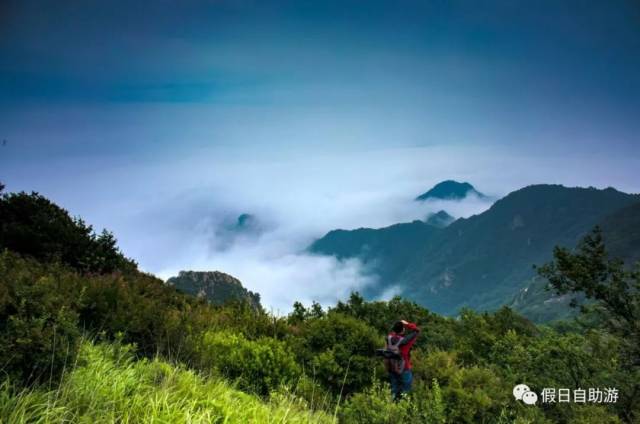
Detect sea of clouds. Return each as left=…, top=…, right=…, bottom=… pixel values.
left=132, top=146, right=499, bottom=312
left=7, top=142, right=638, bottom=313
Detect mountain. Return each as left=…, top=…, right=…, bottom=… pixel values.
left=167, top=271, right=262, bottom=309
left=235, top=213, right=260, bottom=231
left=309, top=220, right=440, bottom=297
left=214, top=213, right=264, bottom=250
left=507, top=199, right=640, bottom=322
left=598, top=201, right=640, bottom=265
left=425, top=210, right=455, bottom=228
left=415, top=180, right=484, bottom=201
left=311, top=185, right=640, bottom=320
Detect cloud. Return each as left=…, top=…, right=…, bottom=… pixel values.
left=130, top=146, right=498, bottom=312
left=5, top=140, right=638, bottom=313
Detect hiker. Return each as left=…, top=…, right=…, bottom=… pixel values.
left=385, top=319, right=420, bottom=400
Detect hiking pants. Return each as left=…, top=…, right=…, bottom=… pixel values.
left=389, top=369, right=413, bottom=399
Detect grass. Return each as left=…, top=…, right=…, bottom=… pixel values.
left=0, top=341, right=333, bottom=424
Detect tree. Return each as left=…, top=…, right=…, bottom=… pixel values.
left=538, top=227, right=640, bottom=422
left=289, top=301, right=307, bottom=324
left=0, top=191, right=136, bottom=274
left=537, top=227, right=639, bottom=345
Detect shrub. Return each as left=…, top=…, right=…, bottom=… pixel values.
left=443, top=366, right=507, bottom=423
left=338, top=379, right=411, bottom=424
left=77, top=270, right=217, bottom=359
left=292, top=312, right=380, bottom=396
left=192, top=331, right=301, bottom=396
left=412, top=349, right=460, bottom=387
left=0, top=252, right=82, bottom=385
left=0, top=250, right=219, bottom=385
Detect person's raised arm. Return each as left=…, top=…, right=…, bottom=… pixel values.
left=399, top=320, right=420, bottom=346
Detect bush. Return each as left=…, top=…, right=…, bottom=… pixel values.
left=412, top=350, right=460, bottom=387
left=292, top=312, right=380, bottom=395
left=338, top=379, right=411, bottom=423
left=77, top=270, right=217, bottom=359
left=338, top=378, right=449, bottom=424
left=443, top=366, right=506, bottom=423
left=192, top=331, right=301, bottom=395
left=0, top=250, right=220, bottom=385
left=0, top=252, right=82, bottom=385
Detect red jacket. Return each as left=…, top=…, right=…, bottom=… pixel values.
left=388, top=322, right=420, bottom=370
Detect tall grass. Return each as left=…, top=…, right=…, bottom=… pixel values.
left=0, top=341, right=333, bottom=423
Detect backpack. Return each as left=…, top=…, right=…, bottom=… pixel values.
left=383, top=335, right=405, bottom=374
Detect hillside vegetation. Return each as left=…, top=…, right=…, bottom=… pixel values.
left=1, top=186, right=638, bottom=422
left=0, top=341, right=331, bottom=423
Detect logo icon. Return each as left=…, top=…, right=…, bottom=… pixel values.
left=513, top=384, right=537, bottom=405
left=513, top=384, right=530, bottom=401
left=522, top=391, right=538, bottom=405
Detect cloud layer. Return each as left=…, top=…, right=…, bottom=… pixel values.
left=4, top=138, right=640, bottom=312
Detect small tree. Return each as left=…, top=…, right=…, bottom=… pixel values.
left=537, top=227, right=639, bottom=347
left=538, top=227, right=639, bottom=422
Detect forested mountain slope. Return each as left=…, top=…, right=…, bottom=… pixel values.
left=311, top=185, right=640, bottom=319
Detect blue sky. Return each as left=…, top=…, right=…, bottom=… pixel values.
left=1, top=0, right=639, bottom=309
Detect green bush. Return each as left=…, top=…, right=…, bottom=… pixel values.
left=338, top=379, right=411, bottom=423
left=292, top=312, right=380, bottom=396
left=443, top=366, right=506, bottom=423
left=0, top=252, right=82, bottom=384
left=77, top=270, right=217, bottom=359
left=192, top=331, right=301, bottom=395
left=338, top=378, right=449, bottom=424
left=205, top=300, right=290, bottom=340
left=0, top=250, right=220, bottom=385
left=412, top=349, right=460, bottom=387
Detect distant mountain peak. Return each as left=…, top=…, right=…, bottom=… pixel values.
left=425, top=210, right=455, bottom=228
left=236, top=213, right=258, bottom=230
left=415, top=180, right=484, bottom=201
left=167, top=270, right=262, bottom=309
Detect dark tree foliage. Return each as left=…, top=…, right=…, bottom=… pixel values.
left=0, top=249, right=223, bottom=385
left=291, top=311, right=380, bottom=396
left=538, top=227, right=639, bottom=354
left=331, top=292, right=457, bottom=352
left=0, top=191, right=136, bottom=274
left=538, top=226, right=640, bottom=422
left=0, top=252, right=82, bottom=384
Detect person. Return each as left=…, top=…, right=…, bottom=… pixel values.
left=386, top=319, right=420, bottom=400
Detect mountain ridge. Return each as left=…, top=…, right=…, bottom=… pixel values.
left=310, top=184, right=640, bottom=321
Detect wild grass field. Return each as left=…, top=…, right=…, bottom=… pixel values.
left=0, top=340, right=333, bottom=424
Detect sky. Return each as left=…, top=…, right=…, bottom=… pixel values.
left=1, top=0, right=639, bottom=311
